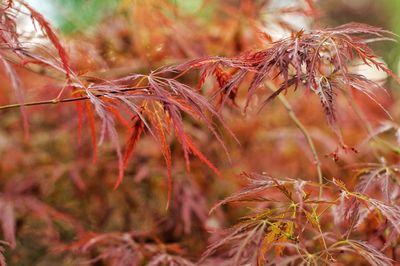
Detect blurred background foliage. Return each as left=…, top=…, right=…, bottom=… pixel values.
left=26, top=0, right=400, bottom=70
left=27, top=0, right=119, bottom=34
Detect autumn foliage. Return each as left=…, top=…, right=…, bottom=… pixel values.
left=0, top=0, right=399, bottom=265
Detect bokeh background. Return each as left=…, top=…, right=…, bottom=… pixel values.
left=24, top=0, right=400, bottom=66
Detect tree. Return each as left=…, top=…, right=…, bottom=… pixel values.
left=0, top=0, right=399, bottom=265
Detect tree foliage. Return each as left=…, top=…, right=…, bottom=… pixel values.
left=0, top=0, right=399, bottom=265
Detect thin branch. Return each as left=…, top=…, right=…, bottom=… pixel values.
left=265, top=81, right=324, bottom=198
left=265, top=82, right=330, bottom=258
left=0, top=96, right=88, bottom=110
left=0, top=87, right=144, bottom=111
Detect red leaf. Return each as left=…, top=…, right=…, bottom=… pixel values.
left=85, top=101, right=97, bottom=164
left=123, top=116, right=144, bottom=168
left=22, top=2, right=71, bottom=79
left=185, top=135, right=221, bottom=178
left=0, top=57, right=29, bottom=141
left=75, top=101, right=83, bottom=144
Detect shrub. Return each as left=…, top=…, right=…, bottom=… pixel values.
left=0, top=0, right=399, bottom=265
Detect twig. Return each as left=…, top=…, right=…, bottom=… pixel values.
left=0, top=87, right=144, bottom=111
left=266, top=81, right=324, bottom=198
